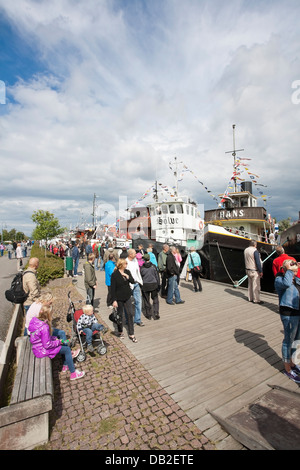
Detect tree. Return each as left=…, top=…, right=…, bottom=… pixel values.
left=31, top=210, right=65, bottom=246
left=278, top=217, right=292, bottom=233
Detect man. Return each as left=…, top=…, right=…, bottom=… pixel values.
left=83, top=253, right=97, bottom=306
left=272, top=245, right=299, bottom=277
left=158, top=244, right=169, bottom=298
left=103, top=243, right=119, bottom=266
left=72, top=241, right=80, bottom=276
left=85, top=241, right=93, bottom=260
left=166, top=246, right=185, bottom=305
left=23, top=257, right=41, bottom=314
left=244, top=240, right=263, bottom=304
left=126, top=248, right=144, bottom=326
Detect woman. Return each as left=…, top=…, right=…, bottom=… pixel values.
left=275, top=259, right=300, bottom=384
left=105, top=253, right=116, bottom=307
left=188, top=247, right=202, bottom=292
left=24, top=291, right=66, bottom=341
left=110, top=258, right=138, bottom=342
left=16, top=242, right=23, bottom=271
left=140, top=254, right=160, bottom=320
left=28, top=305, right=85, bottom=381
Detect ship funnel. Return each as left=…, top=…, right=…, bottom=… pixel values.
left=241, top=181, right=252, bottom=194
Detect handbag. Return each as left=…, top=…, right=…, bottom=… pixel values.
left=109, top=307, right=122, bottom=326
left=189, top=254, right=202, bottom=273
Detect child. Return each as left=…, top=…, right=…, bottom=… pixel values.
left=28, top=305, right=85, bottom=381
left=77, top=304, right=108, bottom=352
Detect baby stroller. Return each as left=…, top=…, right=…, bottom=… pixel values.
left=67, top=291, right=107, bottom=362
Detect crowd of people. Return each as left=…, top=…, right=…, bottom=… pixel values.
left=11, top=236, right=300, bottom=387
left=19, top=239, right=202, bottom=381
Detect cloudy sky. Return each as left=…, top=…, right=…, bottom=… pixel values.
left=0, top=0, right=300, bottom=236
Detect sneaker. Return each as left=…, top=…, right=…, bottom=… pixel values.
left=70, top=369, right=85, bottom=381
left=176, top=300, right=185, bottom=304
left=291, top=364, right=300, bottom=375
left=87, top=344, right=94, bottom=353
left=135, top=322, right=145, bottom=326
left=283, top=369, right=300, bottom=384
left=62, top=365, right=69, bottom=372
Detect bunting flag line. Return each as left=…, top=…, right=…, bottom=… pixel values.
left=219, top=156, right=271, bottom=204
left=169, top=162, right=219, bottom=205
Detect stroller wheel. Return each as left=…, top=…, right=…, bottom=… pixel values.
left=97, top=345, right=107, bottom=355
left=77, top=351, right=86, bottom=362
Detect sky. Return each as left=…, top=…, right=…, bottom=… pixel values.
left=0, top=0, right=300, bottom=236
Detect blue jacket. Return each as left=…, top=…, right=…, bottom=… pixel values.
left=149, top=252, right=157, bottom=267
left=105, top=260, right=116, bottom=286
left=275, top=269, right=300, bottom=311
left=72, top=245, right=79, bottom=260
left=188, top=252, right=201, bottom=269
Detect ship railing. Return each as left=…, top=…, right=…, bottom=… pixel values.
left=224, top=227, right=268, bottom=243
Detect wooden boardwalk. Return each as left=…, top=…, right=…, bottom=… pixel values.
left=77, top=270, right=300, bottom=450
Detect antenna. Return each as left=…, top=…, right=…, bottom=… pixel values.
left=225, top=124, right=244, bottom=192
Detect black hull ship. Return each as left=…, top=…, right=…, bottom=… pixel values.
left=199, top=125, right=277, bottom=293
left=279, top=218, right=300, bottom=260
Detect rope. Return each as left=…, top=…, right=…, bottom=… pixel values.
left=215, top=241, right=277, bottom=288
left=234, top=249, right=277, bottom=287
left=215, top=241, right=236, bottom=285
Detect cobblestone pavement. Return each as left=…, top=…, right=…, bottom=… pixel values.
left=44, top=278, right=215, bottom=451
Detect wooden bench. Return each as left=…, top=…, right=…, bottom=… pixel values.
left=0, top=336, right=54, bottom=450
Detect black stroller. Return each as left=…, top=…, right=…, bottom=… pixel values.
left=67, top=291, right=107, bottom=362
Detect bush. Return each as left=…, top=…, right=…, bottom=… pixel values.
left=29, top=244, right=65, bottom=286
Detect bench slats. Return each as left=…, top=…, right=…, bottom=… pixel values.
left=10, top=338, right=28, bottom=405
left=25, top=344, right=35, bottom=400
left=11, top=336, right=53, bottom=405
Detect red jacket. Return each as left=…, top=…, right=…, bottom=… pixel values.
left=272, top=253, right=300, bottom=277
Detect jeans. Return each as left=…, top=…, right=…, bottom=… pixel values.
left=86, top=287, right=95, bottom=306
left=73, top=257, right=79, bottom=275
left=280, top=314, right=300, bottom=363
left=52, top=328, right=67, bottom=341
left=94, top=257, right=99, bottom=270
left=132, top=283, right=142, bottom=324
left=117, top=298, right=134, bottom=336
left=59, top=345, right=75, bottom=373
left=167, top=275, right=182, bottom=304
left=81, top=323, right=104, bottom=344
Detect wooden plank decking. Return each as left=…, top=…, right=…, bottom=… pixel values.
left=78, top=271, right=300, bottom=450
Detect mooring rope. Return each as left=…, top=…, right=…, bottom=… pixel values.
left=215, top=241, right=277, bottom=288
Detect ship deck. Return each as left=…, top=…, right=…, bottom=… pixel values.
left=86, top=273, right=300, bottom=450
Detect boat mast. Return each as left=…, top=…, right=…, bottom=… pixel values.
left=170, top=156, right=182, bottom=200
left=225, top=124, right=244, bottom=193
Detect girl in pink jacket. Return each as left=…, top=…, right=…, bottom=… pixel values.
left=28, top=305, right=85, bottom=381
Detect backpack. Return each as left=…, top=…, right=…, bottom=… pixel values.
left=5, top=272, right=29, bottom=304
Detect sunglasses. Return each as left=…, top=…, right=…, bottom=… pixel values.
left=290, top=261, right=298, bottom=266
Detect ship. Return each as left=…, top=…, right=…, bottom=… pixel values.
left=199, top=125, right=277, bottom=293
left=119, top=157, right=205, bottom=256
left=278, top=213, right=300, bottom=260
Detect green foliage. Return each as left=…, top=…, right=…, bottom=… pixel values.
left=3, top=228, right=27, bottom=242
left=278, top=217, right=292, bottom=233
left=31, top=210, right=65, bottom=241
left=30, top=244, right=65, bottom=286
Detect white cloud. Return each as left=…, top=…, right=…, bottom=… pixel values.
left=0, top=0, right=300, bottom=235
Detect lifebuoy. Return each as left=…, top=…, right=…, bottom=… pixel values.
left=199, top=220, right=204, bottom=230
